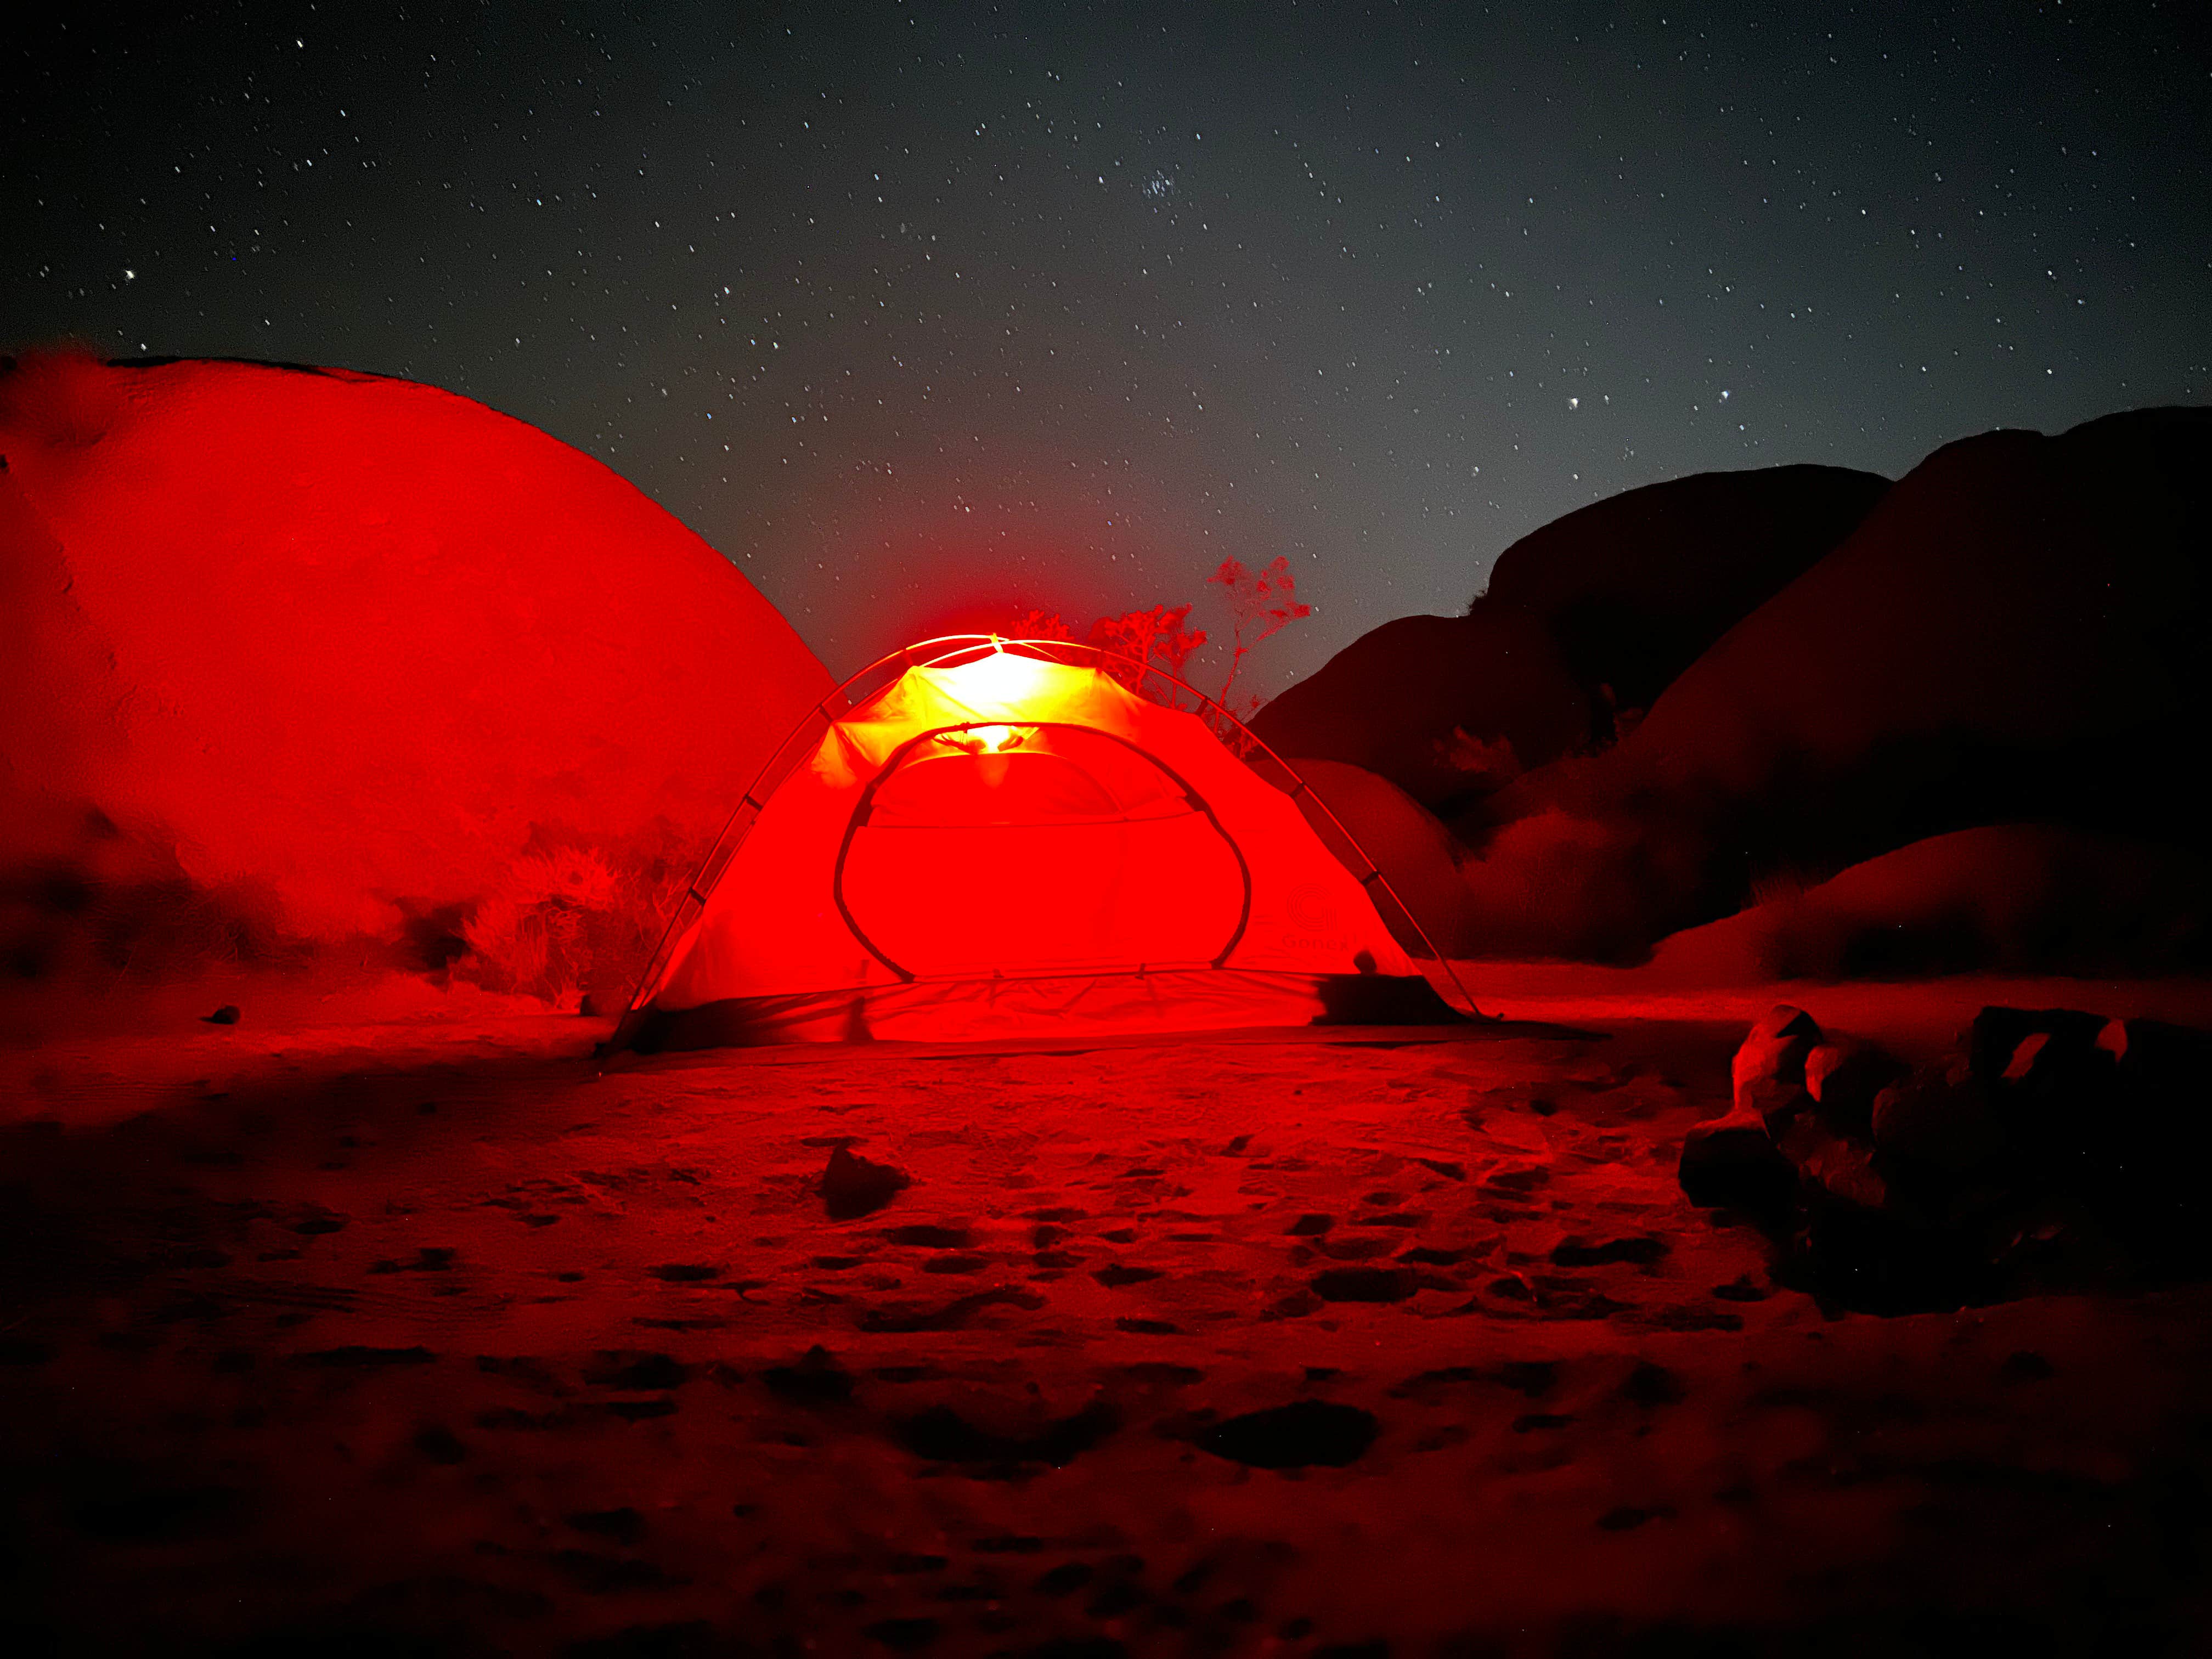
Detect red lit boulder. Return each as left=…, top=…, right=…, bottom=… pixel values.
left=1457, top=409, right=2212, bottom=960
left=1251, top=464, right=1885, bottom=811
left=0, top=352, right=831, bottom=995
left=1731, top=1003, right=1821, bottom=1123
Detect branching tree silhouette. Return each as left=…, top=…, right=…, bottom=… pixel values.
left=1015, top=555, right=1311, bottom=733
left=1208, top=555, right=1312, bottom=719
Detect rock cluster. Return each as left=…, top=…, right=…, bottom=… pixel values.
left=1680, top=1002, right=2212, bottom=1310
left=1251, top=464, right=1886, bottom=812
left=1270, top=408, right=2212, bottom=968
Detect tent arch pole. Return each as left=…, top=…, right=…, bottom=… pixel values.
left=610, top=636, right=1482, bottom=1051
left=827, top=718, right=1256, bottom=984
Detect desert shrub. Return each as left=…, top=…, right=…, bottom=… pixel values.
left=1207, top=555, right=1312, bottom=721
left=458, top=820, right=698, bottom=1006
left=1089, top=602, right=1206, bottom=689
left=1015, top=556, right=1312, bottom=737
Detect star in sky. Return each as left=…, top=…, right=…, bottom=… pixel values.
left=3, top=4, right=2207, bottom=690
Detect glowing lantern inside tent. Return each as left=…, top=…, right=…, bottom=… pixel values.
left=940, top=723, right=1029, bottom=755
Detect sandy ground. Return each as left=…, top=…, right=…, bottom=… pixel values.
left=6, top=969, right=2212, bottom=1656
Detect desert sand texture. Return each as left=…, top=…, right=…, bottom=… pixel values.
left=7, top=969, right=2212, bottom=1656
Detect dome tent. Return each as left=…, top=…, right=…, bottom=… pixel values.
left=616, top=637, right=1479, bottom=1048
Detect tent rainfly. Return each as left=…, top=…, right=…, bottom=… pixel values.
left=614, top=637, right=1479, bottom=1048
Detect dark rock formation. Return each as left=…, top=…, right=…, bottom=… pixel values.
left=1480, top=462, right=1893, bottom=721
left=1252, top=608, right=1588, bottom=810
left=1649, top=825, right=2212, bottom=983
left=1459, top=409, right=2212, bottom=961
left=1688, top=1004, right=2212, bottom=1313
left=1251, top=464, right=1884, bottom=811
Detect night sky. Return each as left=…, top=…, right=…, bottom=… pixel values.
left=6, top=3, right=2209, bottom=692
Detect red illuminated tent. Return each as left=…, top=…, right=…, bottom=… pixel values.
left=615, top=637, right=1479, bottom=1048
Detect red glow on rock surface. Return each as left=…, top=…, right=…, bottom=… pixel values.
left=0, top=352, right=831, bottom=949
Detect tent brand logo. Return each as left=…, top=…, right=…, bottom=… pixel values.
left=1282, top=884, right=1348, bottom=951
left=1287, top=884, right=1338, bottom=932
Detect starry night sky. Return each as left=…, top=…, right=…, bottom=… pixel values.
left=6, top=3, right=2209, bottom=692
